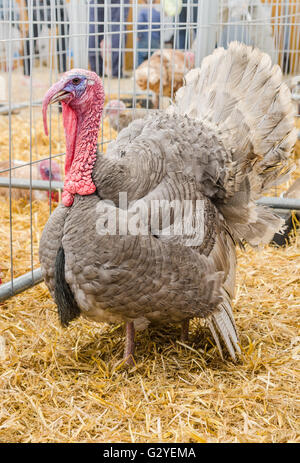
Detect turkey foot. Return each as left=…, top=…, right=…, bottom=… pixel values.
left=124, top=321, right=135, bottom=365
left=180, top=319, right=189, bottom=342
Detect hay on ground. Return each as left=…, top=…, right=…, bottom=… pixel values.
left=0, top=111, right=299, bottom=443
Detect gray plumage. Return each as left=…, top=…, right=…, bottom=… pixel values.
left=40, top=43, right=296, bottom=362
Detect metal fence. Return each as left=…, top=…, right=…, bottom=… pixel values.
left=0, top=0, right=299, bottom=301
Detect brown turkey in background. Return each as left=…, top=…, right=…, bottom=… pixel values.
left=135, top=49, right=195, bottom=108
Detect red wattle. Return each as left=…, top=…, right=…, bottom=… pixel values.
left=62, top=190, right=74, bottom=207
left=61, top=80, right=104, bottom=206
left=43, top=70, right=105, bottom=207
left=62, top=102, right=77, bottom=176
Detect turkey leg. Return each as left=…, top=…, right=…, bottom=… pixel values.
left=124, top=321, right=135, bottom=365
left=181, top=319, right=189, bottom=342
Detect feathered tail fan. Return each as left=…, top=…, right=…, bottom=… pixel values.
left=206, top=287, right=241, bottom=361
left=169, top=42, right=297, bottom=360
left=171, top=41, right=297, bottom=246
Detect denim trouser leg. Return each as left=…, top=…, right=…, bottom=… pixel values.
left=136, top=36, right=160, bottom=67
left=137, top=37, right=147, bottom=67
left=110, top=1, right=129, bottom=76
left=137, top=50, right=147, bottom=68
left=178, top=0, right=198, bottom=50
left=88, top=0, right=104, bottom=75
left=89, top=55, right=103, bottom=74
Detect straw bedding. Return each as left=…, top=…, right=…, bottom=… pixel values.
left=0, top=113, right=299, bottom=443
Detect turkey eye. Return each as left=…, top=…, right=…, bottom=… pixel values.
left=72, top=78, right=81, bottom=85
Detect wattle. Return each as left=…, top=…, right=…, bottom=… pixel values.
left=62, top=190, right=75, bottom=207
left=60, top=79, right=104, bottom=207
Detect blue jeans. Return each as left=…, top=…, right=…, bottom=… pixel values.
left=137, top=36, right=160, bottom=67
left=89, top=0, right=129, bottom=76
left=178, top=0, right=198, bottom=50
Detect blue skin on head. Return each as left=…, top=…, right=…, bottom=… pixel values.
left=63, top=76, right=87, bottom=99
left=43, top=167, right=56, bottom=180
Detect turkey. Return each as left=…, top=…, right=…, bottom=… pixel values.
left=135, top=49, right=195, bottom=108
left=40, top=43, right=296, bottom=365
left=104, top=99, right=160, bottom=132
left=0, top=159, right=61, bottom=202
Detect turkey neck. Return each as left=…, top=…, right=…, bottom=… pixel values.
left=62, top=100, right=103, bottom=207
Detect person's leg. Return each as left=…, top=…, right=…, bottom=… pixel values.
left=23, top=11, right=39, bottom=75
left=192, top=1, right=198, bottom=45
left=136, top=34, right=149, bottom=67
left=137, top=48, right=147, bottom=67
left=151, top=36, right=160, bottom=56
left=137, top=51, right=143, bottom=67
left=178, top=0, right=187, bottom=50
left=89, top=55, right=98, bottom=73
left=88, top=0, right=104, bottom=75
left=110, top=0, right=129, bottom=77
left=56, top=4, right=68, bottom=73
left=23, top=37, right=30, bottom=76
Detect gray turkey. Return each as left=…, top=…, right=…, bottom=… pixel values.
left=40, top=43, right=296, bottom=365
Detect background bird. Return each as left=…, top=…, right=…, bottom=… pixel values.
left=135, top=49, right=194, bottom=108
left=104, top=99, right=160, bottom=132
left=40, top=43, right=296, bottom=365
left=0, top=159, right=61, bottom=201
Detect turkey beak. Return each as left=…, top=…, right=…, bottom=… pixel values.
left=42, top=80, right=71, bottom=136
